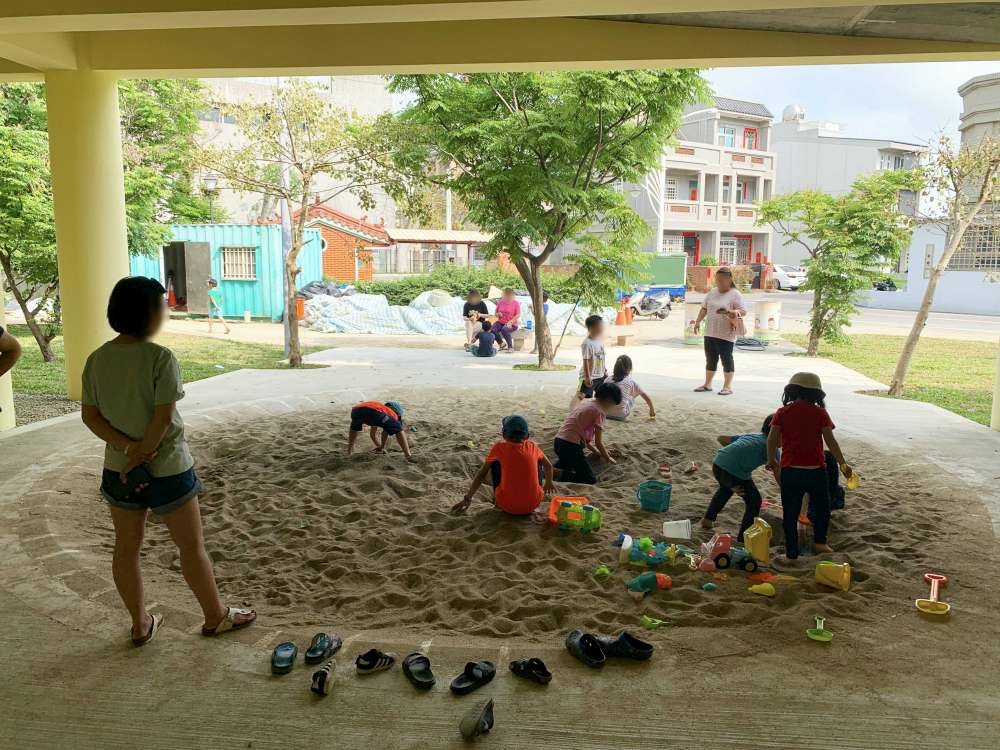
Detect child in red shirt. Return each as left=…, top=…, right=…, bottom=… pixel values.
left=347, top=400, right=412, bottom=458
left=453, top=415, right=555, bottom=515
left=766, top=373, right=853, bottom=559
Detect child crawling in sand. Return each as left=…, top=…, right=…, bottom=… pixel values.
left=347, top=400, right=413, bottom=459
left=554, top=382, right=621, bottom=485
left=452, top=415, right=555, bottom=515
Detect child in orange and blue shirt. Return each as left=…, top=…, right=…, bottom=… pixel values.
left=347, top=400, right=413, bottom=458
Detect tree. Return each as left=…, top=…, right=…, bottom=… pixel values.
left=0, top=80, right=211, bottom=360
left=888, top=135, right=1000, bottom=396
left=200, top=80, right=427, bottom=367
left=760, top=169, right=923, bottom=355
left=390, top=71, right=708, bottom=368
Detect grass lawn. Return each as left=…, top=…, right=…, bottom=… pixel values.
left=7, top=324, right=325, bottom=398
left=786, top=333, right=997, bottom=426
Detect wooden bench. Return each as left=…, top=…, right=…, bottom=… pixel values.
left=613, top=327, right=636, bottom=347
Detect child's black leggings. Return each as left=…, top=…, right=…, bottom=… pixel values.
left=704, top=463, right=762, bottom=540
left=553, top=438, right=597, bottom=485
left=780, top=466, right=830, bottom=559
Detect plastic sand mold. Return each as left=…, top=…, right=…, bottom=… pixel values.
left=806, top=615, right=833, bottom=643
left=593, top=564, right=613, bottom=580
left=641, top=615, right=669, bottom=630
left=749, top=582, right=776, bottom=597
left=915, top=572, right=951, bottom=617
left=702, top=582, right=718, bottom=592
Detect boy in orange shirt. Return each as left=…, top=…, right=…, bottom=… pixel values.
left=347, top=400, right=413, bottom=458
left=452, top=415, right=555, bottom=515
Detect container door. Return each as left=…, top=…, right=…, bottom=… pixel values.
left=183, top=242, right=211, bottom=315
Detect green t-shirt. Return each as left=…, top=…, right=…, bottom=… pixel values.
left=208, top=288, right=223, bottom=308
left=713, top=433, right=778, bottom=481
left=81, top=341, right=194, bottom=477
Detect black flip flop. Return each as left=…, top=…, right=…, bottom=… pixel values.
left=460, top=699, right=495, bottom=741
left=304, top=632, right=342, bottom=665
left=565, top=629, right=606, bottom=669
left=450, top=660, right=496, bottom=695
left=509, top=657, right=552, bottom=685
left=271, top=641, right=298, bottom=675
left=402, top=652, right=436, bottom=690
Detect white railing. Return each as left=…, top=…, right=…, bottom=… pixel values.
left=667, top=141, right=775, bottom=173
left=664, top=201, right=759, bottom=225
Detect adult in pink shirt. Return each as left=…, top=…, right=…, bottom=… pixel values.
left=493, top=288, right=521, bottom=352
left=693, top=267, right=746, bottom=396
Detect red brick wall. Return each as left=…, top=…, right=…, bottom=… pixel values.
left=318, top=224, right=377, bottom=282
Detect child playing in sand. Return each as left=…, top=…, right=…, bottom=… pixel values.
left=470, top=320, right=497, bottom=357
left=452, top=415, right=555, bottom=515
left=607, top=355, right=655, bottom=421
left=347, top=400, right=413, bottom=458
left=766, top=373, right=852, bottom=559
left=579, top=314, right=607, bottom=399
left=702, top=414, right=778, bottom=541
left=554, top=382, right=621, bottom=485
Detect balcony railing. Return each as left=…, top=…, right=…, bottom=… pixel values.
left=668, top=142, right=775, bottom=172
left=664, top=200, right=760, bottom=225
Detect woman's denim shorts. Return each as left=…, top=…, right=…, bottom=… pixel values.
left=101, top=467, right=202, bottom=516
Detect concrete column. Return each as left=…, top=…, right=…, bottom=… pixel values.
left=992, top=335, right=1000, bottom=432
left=0, top=285, right=15, bottom=431
left=46, top=71, right=129, bottom=400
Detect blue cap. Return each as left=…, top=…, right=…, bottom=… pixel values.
left=502, top=415, right=529, bottom=439
left=385, top=400, right=404, bottom=419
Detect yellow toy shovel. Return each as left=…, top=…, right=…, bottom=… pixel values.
left=915, top=572, right=950, bottom=617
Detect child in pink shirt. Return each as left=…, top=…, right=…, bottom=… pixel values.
left=553, top=382, right=621, bottom=484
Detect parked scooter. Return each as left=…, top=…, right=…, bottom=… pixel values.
left=626, top=287, right=672, bottom=320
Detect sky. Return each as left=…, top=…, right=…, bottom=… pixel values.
left=705, top=61, right=1000, bottom=145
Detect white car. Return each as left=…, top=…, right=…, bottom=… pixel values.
left=772, top=264, right=807, bottom=291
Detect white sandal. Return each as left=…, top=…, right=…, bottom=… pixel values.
left=131, top=613, right=163, bottom=647
left=201, top=606, right=257, bottom=636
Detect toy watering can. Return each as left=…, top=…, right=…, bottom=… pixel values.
left=915, top=572, right=950, bottom=617
left=742, top=518, right=772, bottom=565
left=815, top=561, right=851, bottom=591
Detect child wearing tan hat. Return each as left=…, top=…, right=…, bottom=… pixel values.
left=766, top=372, right=853, bottom=560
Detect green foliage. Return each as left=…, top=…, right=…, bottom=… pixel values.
left=390, top=70, right=708, bottom=365
left=697, top=255, right=717, bottom=266
left=760, top=170, right=923, bottom=353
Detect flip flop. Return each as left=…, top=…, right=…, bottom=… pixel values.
left=509, top=658, right=552, bottom=685
left=304, top=632, right=342, bottom=664
left=201, top=606, right=257, bottom=636
left=355, top=648, right=397, bottom=675
left=402, top=652, right=436, bottom=690
left=130, top=613, right=163, bottom=647
left=693, top=385, right=713, bottom=392
left=565, top=629, right=605, bottom=669
left=310, top=659, right=337, bottom=696
left=271, top=641, right=298, bottom=675
left=450, top=661, right=496, bottom=695
left=459, top=699, right=495, bottom=741
left=718, top=388, right=733, bottom=396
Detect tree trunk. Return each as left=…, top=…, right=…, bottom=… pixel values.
left=806, top=287, right=823, bottom=356
left=0, top=254, right=56, bottom=362
left=285, top=244, right=302, bottom=367
left=514, top=256, right=553, bottom=369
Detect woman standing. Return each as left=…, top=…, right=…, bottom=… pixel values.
left=81, top=277, right=256, bottom=645
left=493, top=288, right=521, bottom=353
left=693, top=267, right=746, bottom=396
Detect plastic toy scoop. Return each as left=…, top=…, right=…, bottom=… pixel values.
left=640, top=615, right=669, bottom=630
left=915, top=572, right=951, bottom=616
left=806, top=615, right=833, bottom=643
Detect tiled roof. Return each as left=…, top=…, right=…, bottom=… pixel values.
left=296, top=202, right=391, bottom=243
left=713, top=96, right=774, bottom=119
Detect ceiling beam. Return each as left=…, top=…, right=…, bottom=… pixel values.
left=74, top=17, right=1000, bottom=77
left=0, top=58, right=44, bottom=82
left=0, top=33, right=78, bottom=70
left=0, top=1, right=974, bottom=33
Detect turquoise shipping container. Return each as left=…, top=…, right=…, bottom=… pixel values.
left=128, top=223, right=323, bottom=321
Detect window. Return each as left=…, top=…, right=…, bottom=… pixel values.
left=472, top=247, right=488, bottom=268
left=722, top=176, right=731, bottom=203
left=661, top=235, right=683, bottom=255
left=718, top=126, right=736, bottom=148
left=718, top=237, right=737, bottom=265
left=221, top=246, right=257, bottom=280
left=688, top=179, right=698, bottom=201
left=894, top=155, right=905, bottom=169
left=948, top=222, right=1000, bottom=271
left=665, top=178, right=678, bottom=200
left=743, top=128, right=758, bottom=150
left=736, top=181, right=745, bottom=204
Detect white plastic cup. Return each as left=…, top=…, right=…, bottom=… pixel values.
left=662, top=519, right=692, bottom=539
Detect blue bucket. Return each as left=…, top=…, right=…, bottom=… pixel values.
left=636, top=480, right=672, bottom=513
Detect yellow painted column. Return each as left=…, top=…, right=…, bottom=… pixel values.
left=0, top=285, right=15, bottom=431
left=992, top=336, right=1000, bottom=432
left=46, top=71, right=129, bottom=400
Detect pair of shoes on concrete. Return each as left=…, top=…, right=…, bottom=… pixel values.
left=565, top=629, right=654, bottom=668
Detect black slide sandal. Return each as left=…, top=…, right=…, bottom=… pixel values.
left=271, top=641, right=298, bottom=675
left=460, top=699, right=495, bottom=741
left=305, top=632, right=342, bottom=665
left=450, top=661, right=496, bottom=695
left=509, top=657, right=552, bottom=685
left=402, top=652, right=436, bottom=690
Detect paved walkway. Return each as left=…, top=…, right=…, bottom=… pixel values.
left=2, top=338, right=999, bottom=748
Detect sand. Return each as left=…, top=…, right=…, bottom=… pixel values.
left=50, top=386, right=992, bottom=656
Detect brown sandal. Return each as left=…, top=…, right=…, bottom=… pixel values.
left=201, top=606, right=257, bottom=636
left=131, top=613, right=163, bottom=647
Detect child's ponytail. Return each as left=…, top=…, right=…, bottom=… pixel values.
left=612, top=355, right=632, bottom=383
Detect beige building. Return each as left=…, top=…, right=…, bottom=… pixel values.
left=624, top=96, right=776, bottom=266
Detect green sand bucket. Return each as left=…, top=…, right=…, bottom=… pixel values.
left=636, top=480, right=672, bottom=512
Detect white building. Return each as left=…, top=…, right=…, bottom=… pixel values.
left=197, top=76, right=399, bottom=227
left=769, top=104, right=924, bottom=266
left=623, top=96, right=776, bottom=267
left=864, top=72, right=1000, bottom=316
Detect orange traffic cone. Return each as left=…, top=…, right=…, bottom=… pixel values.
left=615, top=308, right=627, bottom=326
left=167, top=278, right=177, bottom=308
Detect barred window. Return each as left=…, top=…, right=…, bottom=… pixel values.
left=948, top=223, right=1000, bottom=271
left=221, top=246, right=257, bottom=280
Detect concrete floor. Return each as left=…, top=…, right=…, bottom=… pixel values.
left=2, top=339, right=999, bottom=748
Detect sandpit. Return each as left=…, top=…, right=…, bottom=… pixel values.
left=47, top=387, right=990, bottom=654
